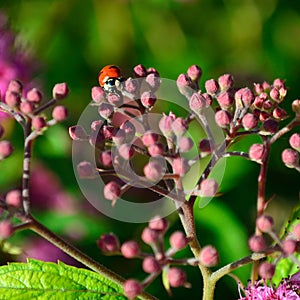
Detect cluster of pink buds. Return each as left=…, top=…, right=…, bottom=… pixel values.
left=98, top=215, right=218, bottom=299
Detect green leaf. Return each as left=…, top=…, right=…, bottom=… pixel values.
left=0, top=259, right=127, bottom=299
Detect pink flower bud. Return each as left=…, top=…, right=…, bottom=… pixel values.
left=52, top=82, right=69, bottom=100
left=148, top=143, right=164, bottom=157
left=5, top=189, right=21, bottom=207
left=289, top=133, right=300, bottom=151
left=293, top=223, right=300, bottom=240
left=178, top=136, right=193, bottom=152
left=159, top=112, right=176, bottom=137
left=169, top=231, right=188, bottom=250
left=205, top=79, right=219, bottom=95
left=121, top=240, right=140, bottom=258
left=148, top=216, right=168, bottom=232
left=273, top=78, right=285, bottom=89
left=235, top=87, right=254, bottom=107
left=145, top=73, right=160, bottom=91
left=199, top=245, right=219, bottom=267
left=124, top=279, right=142, bottom=300
left=199, top=139, right=212, bottom=154
left=263, top=100, right=273, bottom=111
left=171, top=117, right=187, bottom=137
left=142, top=256, right=161, bottom=273
left=5, top=91, right=20, bottom=107
left=216, top=91, right=233, bottom=109
left=282, top=238, right=298, bottom=255
left=218, top=74, right=234, bottom=91
left=203, top=93, right=213, bottom=107
left=32, top=116, right=46, bottom=131
left=256, top=215, right=274, bottom=233
left=143, top=160, right=164, bottom=181
left=172, top=157, right=190, bottom=176
left=120, top=120, right=136, bottom=142
left=189, top=92, right=206, bottom=112
left=259, top=111, right=270, bottom=122
left=20, top=101, right=34, bottom=114
left=118, top=143, right=134, bottom=160
left=104, top=181, right=121, bottom=202
left=27, top=88, right=42, bottom=103
left=98, top=102, right=114, bottom=119
left=52, top=105, right=68, bottom=122
left=102, top=125, right=114, bottom=140
left=253, top=96, right=264, bottom=109
left=200, top=178, right=218, bottom=197
left=141, top=227, right=159, bottom=244
left=107, top=93, right=123, bottom=106
left=214, top=110, right=231, bottom=128
left=141, top=91, right=156, bottom=108
left=68, top=125, right=88, bottom=141
left=282, top=148, right=299, bottom=168
left=270, top=87, right=280, bottom=101
left=91, top=86, right=105, bottom=103
left=7, top=80, right=23, bottom=94
left=249, top=144, right=265, bottom=162
left=258, top=262, right=275, bottom=280
left=77, top=161, right=95, bottom=178
left=168, top=268, right=187, bottom=288
left=91, top=120, right=104, bottom=131
left=99, top=151, right=113, bottom=167
left=292, top=99, right=300, bottom=115
left=0, top=220, right=14, bottom=239
left=262, top=81, right=271, bottom=91
left=0, top=140, right=13, bottom=159
left=177, top=74, right=192, bottom=96
left=147, top=67, right=159, bottom=77
left=273, top=107, right=287, bottom=120
left=124, top=78, right=139, bottom=94
left=142, top=131, right=159, bottom=147
left=133, top=64, right=147, bottom=77
left=248, top=235, right=266, bottom=252
left=187, top=65, right=202, bottom=82
left=254, top=83, right=264, bottom=95
left=242, top=113, right=258, bottom=130
left=97, top=233, right=120, bottom=253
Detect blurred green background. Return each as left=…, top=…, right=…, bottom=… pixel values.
left=0, top=0, right=299, bottom=299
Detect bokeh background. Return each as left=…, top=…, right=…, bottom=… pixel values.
left=0, top=0, right=299, bottom=299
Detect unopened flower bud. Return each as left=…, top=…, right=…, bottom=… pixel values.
left=292, top=223, right=300, bottom=241
left=147, top=67, right=159, bottom=77
left=200, top=178, right=218, bottom=197
left=289, top=133, right=300, bottom=151
left=120, top=120, right=136, bottom=142
left=214, top=110, right=231, bottom=128
left=273, top=107, right=287, bottom=120
left=262, top=81, right=271, bottom=91
left=169, top=231, right=188, bottom=250
left=142, top=256, right=161, bottom=273
left=262, top=100, right=273, bottom=111
left=282, top=148, right=299, bottom=168
left=292, top=99, right=300, bottom=116
left=273, top=78, right=285, bottom=89
left=202, top=93, right=213, bottom=107
left=99, top=150, right=113, bottom=167
left=20, top=101, right=34, bottom=114
left=27, top=88, right=42, bottom=103
left=91, top=86, right=105, bottom=103
left=270, top=87, right=280, bottom=101
left=187, top=65, right=202, bottom=82
left=141, top=227, right=159, bottom=244
left=97, top=233, right=120, bottom=253
left=249, top=144, right=265, bottom=163
left=104, top=181, right=121, bottom=202
left=178, top=136, right=193, bottom=152
left=107, top=92, right=123, bottom=106
left=256, top=215, right=274, bottom=233
left=217, top=91, right=233, bottom=110
left=52, top=105, right=68, bottom=121
left=218, top=74, right=234, bottom=91
left=258, top=262, right=275, bottom=280
left=52, top=82, right=69, bottom=100
left=171, top=117, right=187, bottom=137
left=235, top=87, right=254, bottom=107
left=98, top=102, right=114, bottom=119
left=172, top=157, right=190, bottom=176
left=0, top=220, right=14, bottom=239
left=124, top=78, right=138, bottom=94
left=199, top=245, right=219, bottom=267
left=149, top=216, right=168, bottom=232
left=282, top=238, right=298, bottom=255
left=91, top=120, right=103, bottom=131
left=77, top=161, right=95, bottom=178
left=102, top=125, right=114, bottom=140
left=133, top=64, right=147, bottom=77
left=0, top=140, right=13, bottom=159
left=159, top=112, right=176, bottom=137
left=242, top=113, right=258, bottom=130
left=32, top=116, right=46, bottom=131
left=177, top=73, right=192, bottom=96
left=121, top=240, right=140, bottom=258
left=145, top=73, right=160, bottom=91
left=205, top=79, right=219, bottom=95
left=5, top=189, right=21, bottom=207
left=7, top=80, right=22, bottom=94
left=124, top=279, right=142, bottom=300
left=148, top=143, right=164, bottom=157
left=189, top=92, right=206, bottom=112
left=199, top=139, right=212, bottom=154
left=5, top=91, right=20, bottom=107
left=168, top=268, right=187, bottom=288
left=141, top=91, right=156, bottom=108
left=142, top=131, right=159, bottom=147
left=118, top=143, right=134, bottom=160
left=253, top=96, right=264, bottom=109
left=248, top=235, right=266, bottom=252
left=69, top=125, right=88, bottom=141
left=143, top=160, right=164, bottom=181
left=254, top=83, right=264, bottom=95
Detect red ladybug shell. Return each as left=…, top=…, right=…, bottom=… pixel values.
left=98, top=65, right=122, bottom=87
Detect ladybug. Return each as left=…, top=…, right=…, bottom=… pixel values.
left=98, top=65, right=122, bottom=93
